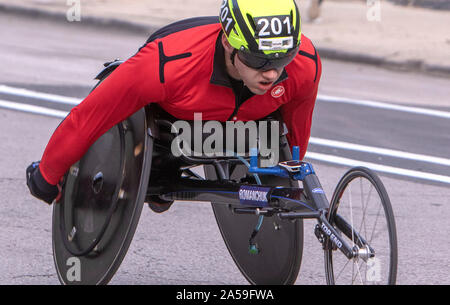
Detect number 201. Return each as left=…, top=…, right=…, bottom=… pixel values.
left=257, top=17, right=291, bottom=37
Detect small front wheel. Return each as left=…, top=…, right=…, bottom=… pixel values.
left=324, top=167, right=398, bottom=285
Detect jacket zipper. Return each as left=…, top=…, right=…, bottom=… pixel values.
left=227, top=82, right=247, bottom=121
left=226, top=71, right=289, bottom=121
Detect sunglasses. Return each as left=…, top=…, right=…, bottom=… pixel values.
left=236, top=47, right=299, bottom=71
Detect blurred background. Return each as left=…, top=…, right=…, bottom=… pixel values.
left=1, top=0, right=449, bottom=72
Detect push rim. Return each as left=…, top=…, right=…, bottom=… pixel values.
left=58, top=123, right=126, bottom=257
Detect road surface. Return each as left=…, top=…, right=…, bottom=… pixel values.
left=1, top=12, right=449, bottom=285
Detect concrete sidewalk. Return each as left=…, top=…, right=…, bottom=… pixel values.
left=1, top=0, right=450, bottom=77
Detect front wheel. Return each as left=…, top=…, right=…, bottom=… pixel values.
left=324, top=167, right=398, bottom=285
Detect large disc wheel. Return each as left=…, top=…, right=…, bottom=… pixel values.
left=52, top=109, right=153, bottom=285
left=204, top=140, right=304, bottom=285
left=324, top=167, right=398, bottom=285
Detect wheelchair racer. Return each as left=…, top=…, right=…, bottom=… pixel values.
left=26, top=0, right=322, bottom=210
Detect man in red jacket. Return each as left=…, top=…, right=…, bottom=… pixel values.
left=26, top=0, right=322, bottom=207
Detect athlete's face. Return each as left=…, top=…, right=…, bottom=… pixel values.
left=222, top=35, right=283, bottom=95
left=234, top=56, right=283, bottom=95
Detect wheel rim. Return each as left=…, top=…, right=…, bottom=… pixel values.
left=325, top=168, right=397, bottom=285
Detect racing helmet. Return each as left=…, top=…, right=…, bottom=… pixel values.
left=219, top=0, right=302, bottom=70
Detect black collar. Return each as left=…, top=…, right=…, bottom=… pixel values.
left=210, top=32, right=288, bottom=88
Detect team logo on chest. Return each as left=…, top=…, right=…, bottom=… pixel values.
left=271, top=85, right=285, bottom=98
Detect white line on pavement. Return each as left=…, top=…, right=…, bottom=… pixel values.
left=2, top=84, right=449, bottom=119
left=317, top=94, right=450, bottom=119
left=2, top=85, right=450, bottom=120
left=0, top=99, right=68, bottom=119
left=305, top=152, right=450, bottom=184
left=0, top=85, right=81, bottom=106
left=2, top=85, right=450, bottom=185
left=309, top=137, right=450, bottom=166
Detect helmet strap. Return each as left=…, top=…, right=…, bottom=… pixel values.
left=230, top=49, right=238, bottom=66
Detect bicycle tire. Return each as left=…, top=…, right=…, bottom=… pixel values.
left=324, top=167, right=398, bottom=285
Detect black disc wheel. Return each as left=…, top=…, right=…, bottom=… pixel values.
left=204, top=137, right=304, bottom=285
left=52, top=109, right=153, bottom=285
left=324, top=167, right=398, bottom=285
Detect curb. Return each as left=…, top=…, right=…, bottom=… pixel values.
left=387, top=0, right=450, bottom=11
left=0, top=3, right=156, bottom=34
left=2, top=3, right=450, bottom=78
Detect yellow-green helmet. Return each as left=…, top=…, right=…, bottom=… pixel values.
left=220, top=0, right=301, bottom=70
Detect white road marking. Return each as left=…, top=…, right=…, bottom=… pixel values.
left=318, top=94, right=450, bottom=119
left=2, top=85, right=450, bottom=119
left=0, top=85, right=81, bottom=106
left=1, top=86, right=449, bottom=184
left=309, top=137, right=450, bottom=166
left=305, top=152, right=450, bottom=184
left=0, top=99, right=68, bottom=118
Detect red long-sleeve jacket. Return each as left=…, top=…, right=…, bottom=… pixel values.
left=39, top=17, right=322, bottom=185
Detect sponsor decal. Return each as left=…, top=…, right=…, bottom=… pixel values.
left=239, top=185, right=271, bottom=207
left=312, top=188, right=325, bottom=194
left=259, top=37, right=294, bottom=51
left=321, top=223, right=343, bottom=249
left=271, top=86, right=285, bottom=98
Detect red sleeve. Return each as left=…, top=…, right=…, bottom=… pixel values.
left=280, top=54, right=322, bottom=160
left=40, top=43, right=165, bottom=185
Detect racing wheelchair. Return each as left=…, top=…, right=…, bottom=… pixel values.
left=52, top=61, right=398, bottom=285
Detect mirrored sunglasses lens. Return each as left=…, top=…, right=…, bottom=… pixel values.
left=238, top=49, right=298, bottom=70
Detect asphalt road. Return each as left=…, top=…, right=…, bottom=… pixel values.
left=0, top=12, right=449, bottom=285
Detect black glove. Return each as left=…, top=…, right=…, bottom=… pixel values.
left=26, top=161, right=60, bottom=204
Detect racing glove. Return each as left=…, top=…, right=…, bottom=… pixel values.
left=26, top=162, right=60, bottom=205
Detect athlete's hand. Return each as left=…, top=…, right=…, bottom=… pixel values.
left=26, top=161, right=60, bottom=205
